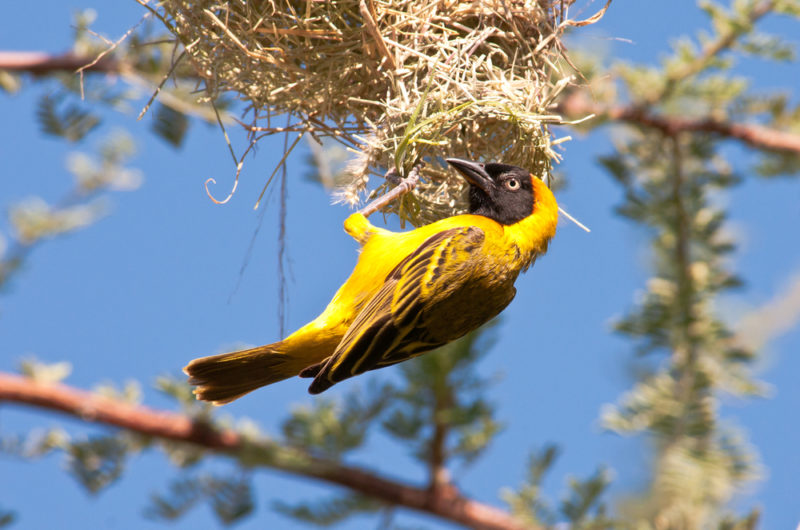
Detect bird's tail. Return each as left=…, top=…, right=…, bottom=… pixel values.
left=184, top=343, right=304, bottom=404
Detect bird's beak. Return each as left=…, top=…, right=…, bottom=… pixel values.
left=446, top=158, right=492, bottom=194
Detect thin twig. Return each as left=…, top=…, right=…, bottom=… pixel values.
left=359, top=0, right=397, bottom=70
left=77, top=11, right=151, bottom=99
left=558, top=206, right=591, bottom=233
left=562, top=0, right=612, bottom=27
left=254, top=132, right=305, bottom=209
left=278, top=115, right=291, bottom=338
left=204, top=9, right=282, bottom=64
left=357, top=164, right=423, bottom=217
left=204, top=100, right=243, bottom=204
left=136, top=48, right=188, bottom=120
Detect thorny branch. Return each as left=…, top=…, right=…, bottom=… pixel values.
left=558, top=93, right=800, bottom=155
left=0, top=372, right=536, bottom=530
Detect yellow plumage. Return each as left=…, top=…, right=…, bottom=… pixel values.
left=186, top=160, right=558, bottom=403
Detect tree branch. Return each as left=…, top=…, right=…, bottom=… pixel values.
left=358, top=164, right=423, bottom=218
left=0, top=51, right=118, bottom=75
left=558, top=93, right=800, bottom=155
left=0, top=372, right=534, bottom=530
left=655, top=0, right=775, bottom=102
left=429, top=384, right=452, bottom=494
left=667, top=134, right=701, bottom=445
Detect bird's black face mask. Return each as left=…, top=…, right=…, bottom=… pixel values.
left=446, top=158, right=535, bottom=226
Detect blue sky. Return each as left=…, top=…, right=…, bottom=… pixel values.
left=2, top=2, right=799, bottom=529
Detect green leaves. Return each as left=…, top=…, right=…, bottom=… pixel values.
left=738, top=32, right=795, bottom=61
left=502, top=445, right=560, bottom=526
left=274, top=494, right=383, bottom=526
left=281, top=382, right=390, bottom=458
left=151, top=103, right=189, bottom=148
left=9, top=196, right=106, bottom=245
left=503, top=446, right=616, bottom=529
left=0, top=508, right=15, bottom=528
left=146, top=476, right=203, bottom=521
left=18, top=358, right=72, bottom=384
left=594, top=2, right=797, bottom=526
left=774, top=0, right=800, bottom=15
left=205, top=476, right=255, bottom=524
left=66, top=436, right=131, bottom=494
left=560, top=467, right=614, bottom=528
left=146, top=473, right=254, bottom=525
left=36, top=94, right=100, bottom=142
left=604, top=128, right=765, bottom=521
left=382, top=324, right=502, bottom=467
left=155, top=375, right=214, bottom=420
left=0, top=131, right=141, bottom=291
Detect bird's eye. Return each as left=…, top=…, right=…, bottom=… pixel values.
left=504, top=178, right=520, bottom=191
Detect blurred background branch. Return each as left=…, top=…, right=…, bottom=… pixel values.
left=557, top=93, right=800, bottom=154
left=0, top=51, right=119, bottom=75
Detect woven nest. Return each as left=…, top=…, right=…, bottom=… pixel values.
left=156, top=0, right=598, bottom=224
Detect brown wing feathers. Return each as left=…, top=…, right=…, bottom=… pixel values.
left=307, top=227, right=484, bottom=394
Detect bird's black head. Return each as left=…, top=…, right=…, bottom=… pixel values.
left=446, top=158, right=535, bottom=225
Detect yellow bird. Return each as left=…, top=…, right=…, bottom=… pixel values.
left=185, top=158, right=558, bottom=403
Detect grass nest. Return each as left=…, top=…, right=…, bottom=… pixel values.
left=153, top=0, right=604, bottom=224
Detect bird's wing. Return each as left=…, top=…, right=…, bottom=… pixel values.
left=306, top=226, right=488, bottom=394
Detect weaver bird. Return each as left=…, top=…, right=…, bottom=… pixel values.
left=186, top=158, right=558, bottom=403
